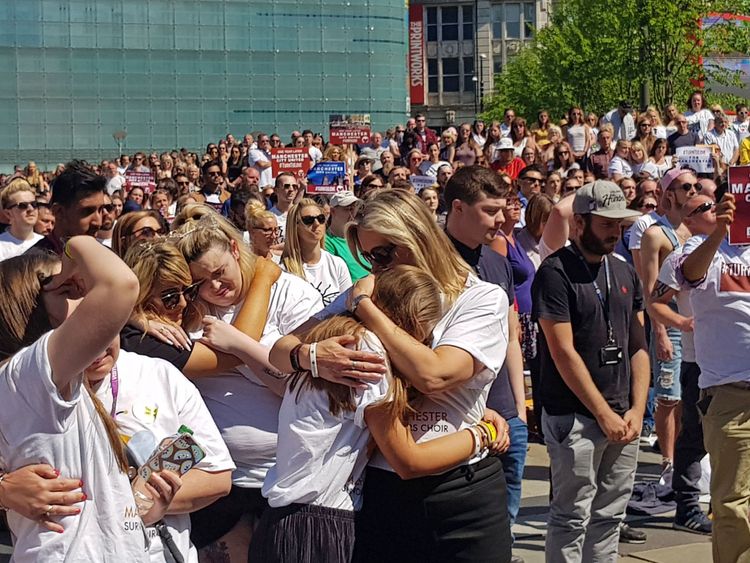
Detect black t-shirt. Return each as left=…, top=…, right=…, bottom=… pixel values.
left=667, top=131, right=699, bottom=154
left=448, top=233, right=519, bottom=420
left=531, top=245, right=644, bottom=417
left=120, top=324, right=191, bottom=370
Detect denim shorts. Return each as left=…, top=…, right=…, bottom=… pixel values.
left=650, top=326, right=682, bottom=401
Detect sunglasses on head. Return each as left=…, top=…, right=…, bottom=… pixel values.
left=362, top=243, right=397, bottom=268
left=131, top=226, right=166, bottom=239
left=300, top=214, right=326, bottom=226
left=160, top=281, right=202, bottom=310
left=687, top=200, right=714, bottom=218
left=9, top=201, right=40, bottom=210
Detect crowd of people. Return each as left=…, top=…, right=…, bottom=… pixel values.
left=0, top=92, right=748, bottom=563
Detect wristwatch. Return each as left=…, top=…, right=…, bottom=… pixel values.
left=349, top=294, right=371, bottom=315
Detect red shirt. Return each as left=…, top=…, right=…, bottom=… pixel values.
left=491, top=157, right=526, bottom=180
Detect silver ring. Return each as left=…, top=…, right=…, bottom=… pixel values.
left=351, top=360, right=357, bottom=371
left=159, top=327, right=168, bottom=333
left=42, top=505, right=52, bottom=518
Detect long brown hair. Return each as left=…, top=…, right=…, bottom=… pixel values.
left=292, top=265, right=444, bottom=422
left=0, top=252, right=128, bottom=473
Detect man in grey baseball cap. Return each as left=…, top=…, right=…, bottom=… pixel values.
left=532, top=179, right=650, bottom=561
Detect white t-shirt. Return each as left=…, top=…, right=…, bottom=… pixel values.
left=0, top=333, right=149, bottom=562
left=631, top=161, right=659, bottom=180
left=684, top=109, right=714, bottom=141
left=308, top=146, right=324, bottom=165
left=95, top=350, right=234, bottom=563
left=263, top=331, right=389, bottom=511
left=608, top=156, right=632, bottom=178
left=628, top=211, right=661, bottom=251
left=658, top=248, right=695, bottom=363
left=649, top=156, right=673, bottom=178
left=300, top=250, right=353, bottom=306
left=732, top=120, right=750, bottom=143
left=248, top=148, right=273, bottom=188
left=106, top=175, right=126, bottom=196
left=679, top=236, right=750, bottom=388
left=603, top=109, right=635, bottom=141
left=0, top=230, right=42, bottom=261
left=370, top=277, right=509, bottom=472
left=567, top=125, right=587, bottom=153
left=269, top=206, right=288, bottom=242
left=194, top=273, right=323, bottom=488
left=419, top=160, right=452, bottom=178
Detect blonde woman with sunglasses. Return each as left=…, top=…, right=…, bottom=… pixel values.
left=282, top=198, right=352, bottom=306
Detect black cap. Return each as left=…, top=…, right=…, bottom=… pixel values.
left=619, top=100, right=633, bottom=111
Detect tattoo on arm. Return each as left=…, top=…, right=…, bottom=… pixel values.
left=263, top=367, right=287, bottom=380
left=651, top=281, right=671, bottom=300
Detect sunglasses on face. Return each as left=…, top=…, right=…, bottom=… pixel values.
left=687, top=200, right=714, bottom=217
left=130, top=226, right=166, bottom=239
left=641, top=203, right=658, bottom=210
left=8, top=201, right=39, bottom=210
left=102, top=204, right=115, bottom=213
left=674, top=182, right=697, bottom=193
left=253, top=226, right=280, bottom=235
left=207, top=170, right=223, bottom=176
left=160, top=281, right=202, bottom=310
left=300, top=214, right=326, bottom=226
left=523, top=177, right=543, bottom=185
left=362, top=243, right=397, bottom=268
left=282, top=183, right=299, bottom=190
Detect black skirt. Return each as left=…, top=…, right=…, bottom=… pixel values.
left=249, top=503, right=356, bottom=563
left=354, top=456, right=512, bottom=563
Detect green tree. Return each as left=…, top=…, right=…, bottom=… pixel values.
left=484, top=0, right=750, bottom=122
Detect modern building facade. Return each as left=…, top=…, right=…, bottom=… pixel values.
left=408, top=0, right=550, bottom=128
left=0, top=0, right=408, bottom=169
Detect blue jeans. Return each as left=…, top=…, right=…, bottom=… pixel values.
left=499, top=416, right=528, bottom=528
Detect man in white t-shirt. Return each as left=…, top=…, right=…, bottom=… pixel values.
left=302, top=129, right=323, bottom=165
left=0, top=180, right=43, bottom=261
left=678, top=193, right=750, bottom=562
left=270, top=172, right=299, bottom=242
left=603, top=101, right=636, bottom=141
left=103, top=162, right=126, bottom=195
left=248, top=133, right=273, bottom=188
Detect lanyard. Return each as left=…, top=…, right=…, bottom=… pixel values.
left=571, top=243, right=616, bottom=343
left=109, top=365, right=119, bottom=419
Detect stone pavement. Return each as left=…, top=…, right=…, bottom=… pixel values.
left=0, top=442, right=713, bottom=562
left=513, top=442, right=712, bottom=563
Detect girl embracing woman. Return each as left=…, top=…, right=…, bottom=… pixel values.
left=272, top=189, right=513, bottom=562
left=251, top=265, right=505, bottom=563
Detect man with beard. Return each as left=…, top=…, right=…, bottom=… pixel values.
left=95, top=193, right=117, bottom=247
left=639, top=168, right=697, bottom=483
left=28, top=160, right=107, bottom=255
left=532, top=180, right=649, bottom=562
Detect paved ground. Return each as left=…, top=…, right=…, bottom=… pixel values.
left=0, top=442, right=711, bottom=562
left=513, top=442, right=711, bottom=563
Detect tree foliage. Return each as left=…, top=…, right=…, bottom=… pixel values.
left=484, top=0, right=750, bottom=122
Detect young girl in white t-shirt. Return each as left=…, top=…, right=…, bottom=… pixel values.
left=250, top=266, right=500, bottom=563
left=0, top=238, right=152, bottom=562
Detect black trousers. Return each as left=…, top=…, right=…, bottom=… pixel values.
left=672, top=361, right=706, bottom=516
left=354, top=456, right=512, bottom=563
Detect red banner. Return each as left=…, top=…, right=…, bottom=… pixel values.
left=408, top=4, right=425, bottom=105
left=329, top=114, right=371, bottom=145
left=124, top=170, right=156, bottom=194
left=728, top=166, right=750, bottom=245
left=271, top=147, right=311, bottom=180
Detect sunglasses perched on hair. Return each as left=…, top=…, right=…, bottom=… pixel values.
left=362, top=243, right=397, bottom=268
left=8, top=201, right=40, bottom=210
left=130, top=226, right=167, bottom=239
left=687, top=201, right=714, bottom=218
left=300, top=214, right=326, bottom=226
left=160, top=281, right=203, bottom=310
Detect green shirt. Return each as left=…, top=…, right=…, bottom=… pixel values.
left=324, top=232, right=370, bottom=281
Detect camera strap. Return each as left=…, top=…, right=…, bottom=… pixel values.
left=571, top=243, right=616, bottom=344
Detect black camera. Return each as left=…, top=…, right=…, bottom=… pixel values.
left=599, top=344, right=623, bottom=366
